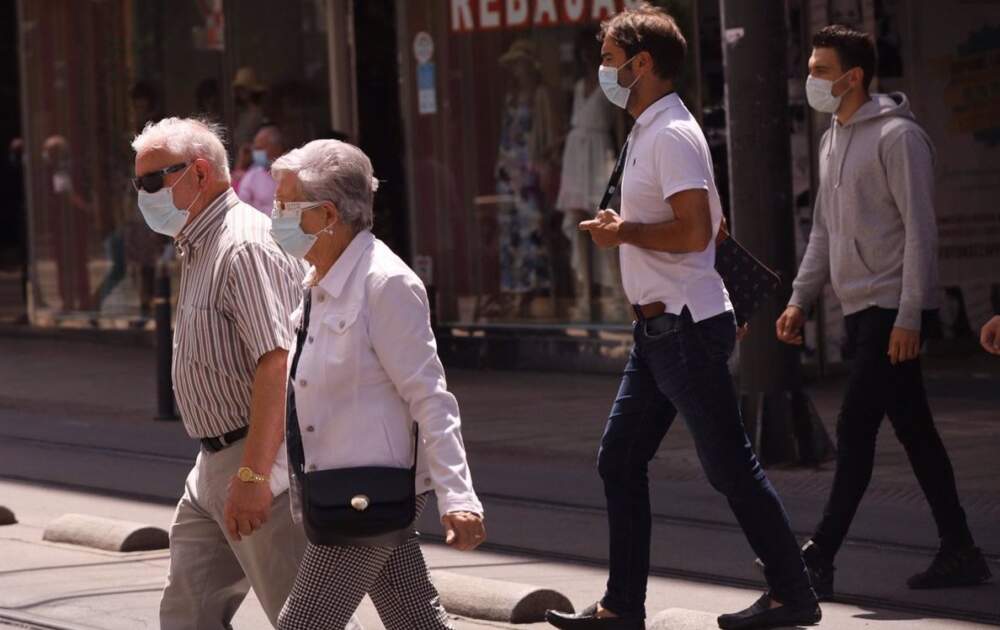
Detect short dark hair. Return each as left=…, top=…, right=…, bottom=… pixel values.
left=812, top=25, right=877, bottom=90
left=599, top=2, right=686, bottom=81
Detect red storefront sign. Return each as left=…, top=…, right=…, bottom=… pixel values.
left=450, top=0, right=640, bottom=32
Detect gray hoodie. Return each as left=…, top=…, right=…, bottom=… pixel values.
left=790, top=92, right=940, bottom=330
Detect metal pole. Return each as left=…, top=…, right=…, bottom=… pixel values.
left=154, top=263, right=178, bottom=421
left=719, top=0, right=833, bottom=466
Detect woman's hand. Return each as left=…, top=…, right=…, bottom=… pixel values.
left=442, top=512, right=486, bottom=551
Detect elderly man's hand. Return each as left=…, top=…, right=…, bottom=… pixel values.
left=980, top=315, right=1000, bottom=356
left=442, top=512, right=486, bottom=551
left=224, top=478, right=272, bottom=542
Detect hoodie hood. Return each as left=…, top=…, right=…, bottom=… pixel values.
left=827, top=92, right=915, bottom=187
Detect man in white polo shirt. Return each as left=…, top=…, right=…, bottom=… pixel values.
left=545, top=5, right=820, bottom=630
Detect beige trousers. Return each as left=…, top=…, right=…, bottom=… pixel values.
left=159, top=440, right=363, bottom=629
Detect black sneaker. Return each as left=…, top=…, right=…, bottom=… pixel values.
left=801, top=540, right=835, bottom=601
left=717, top=592, right=821, bottom=630
left=907, top=545, right=993, bottom=590
left=752, top=540, right=835, bottom=602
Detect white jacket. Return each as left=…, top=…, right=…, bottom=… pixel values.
left=289, top=230, right=483, bottom=518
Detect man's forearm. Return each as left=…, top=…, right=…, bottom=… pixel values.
left=240, top=349, right=289, bottom=476
left=619, top=218, right=710, bottom=254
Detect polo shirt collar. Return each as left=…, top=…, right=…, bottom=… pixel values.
left=634, top=92, right=682, bottom=128
left=177, top=188, right=240, bottom=251
left=316, top=230, right=375, bottom=300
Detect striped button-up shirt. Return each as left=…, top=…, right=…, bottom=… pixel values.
left=173, top=188, right=306, bottom=439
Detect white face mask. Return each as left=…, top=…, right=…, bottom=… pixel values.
left=136, top=164, right=200, bottom=237
left=805, top=72, right=851, bottom=114
left=598, top=55, right=642, bottom=110
left=270, top=201, right=333, bottom=259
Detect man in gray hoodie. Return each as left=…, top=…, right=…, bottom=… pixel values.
left=776, top=25, right=991, bottom=599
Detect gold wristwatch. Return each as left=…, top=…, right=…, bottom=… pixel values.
left=236, top=466, right=269, bottom=483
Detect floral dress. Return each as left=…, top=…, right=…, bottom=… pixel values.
left=496, top=93, right=551, bottom=294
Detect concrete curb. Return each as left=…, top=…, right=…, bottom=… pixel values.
left=0, top=506, right=15, bottom=525
left=431, top=570, right=574, bottom=623
left=42, top=514, right=168, bottom=552
left=649, top=607, right=718, bottom=629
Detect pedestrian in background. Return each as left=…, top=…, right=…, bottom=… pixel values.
left=547, top=5, right=820, bottom=630
left=131, top=117, right=362, bottom=630
left=980, top=315, right=1000, bottom=355
left=269, top=139, right=486, bottom=630
left=777, top=24, right=991, bottom=599
left=237, top=122, right=284, bottom=214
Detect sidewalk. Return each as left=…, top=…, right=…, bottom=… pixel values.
left=0, top=478, right=993, bottom=630
left=1, top=334, right=998, bottom=625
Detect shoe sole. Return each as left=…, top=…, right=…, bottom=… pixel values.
left=718, top=610, right=822, bottom=630
left=908, top=574, right=993, bottom=590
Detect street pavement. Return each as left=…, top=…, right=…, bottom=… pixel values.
left=0, top=477, right=994, bottom=630
left=0, top=334, right=998, bottom=628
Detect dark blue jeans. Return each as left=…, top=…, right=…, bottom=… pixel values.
left=598, top=309, right=814, bottom=618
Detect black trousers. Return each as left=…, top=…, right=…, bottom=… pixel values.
left=812, top=307, right=974, bottom=561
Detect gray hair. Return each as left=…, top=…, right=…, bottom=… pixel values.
left=271, top=139, right=378, bottom=232
left=132, top=117, right=231, bottom=182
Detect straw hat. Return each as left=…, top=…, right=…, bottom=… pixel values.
left=499, top=39, right=540, bottom=68
left=232, top=66, right=266, bottom=93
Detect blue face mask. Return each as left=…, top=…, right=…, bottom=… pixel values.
left=598, top=55, right=642, bottom=110
left=252, top=149, right=270, bottom=168
left=136, top=164, right=200, bottom=237
left=270, top=201, right=332, bottom=259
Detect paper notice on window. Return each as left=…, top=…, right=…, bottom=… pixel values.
left=417, top=62, right=437, bottom=115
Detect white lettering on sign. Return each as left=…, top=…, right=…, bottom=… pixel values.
left=450, top=0, right=631, bottom=32
left=534, top=0, right=558, bottom=25
left=507, top=0, right=529, bottom=27
left=480, top=0, right=501, bottom=28
left=452, top=0, right=474, bottom=32
left=564, top=0, right=585, bottom=21
left=591, top=0, right=616, bottom=20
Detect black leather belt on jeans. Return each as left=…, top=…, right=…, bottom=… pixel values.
left=200, top=426, right=249, bottom=453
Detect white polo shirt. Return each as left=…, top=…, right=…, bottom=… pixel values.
left=619, top=92, right=733, bottom=322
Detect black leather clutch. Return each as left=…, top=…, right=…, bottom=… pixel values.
left=715, top=233, right=782, bottom=326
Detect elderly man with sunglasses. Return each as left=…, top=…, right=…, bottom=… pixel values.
left=132, top=117, right=362, bottom=630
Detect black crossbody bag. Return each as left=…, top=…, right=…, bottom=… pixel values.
left=286, top=291, right=419, bottom=547
left=602, top=136, right=781, bottom=326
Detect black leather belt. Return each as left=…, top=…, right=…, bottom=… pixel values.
left=200, top=426, right=249, bottom=453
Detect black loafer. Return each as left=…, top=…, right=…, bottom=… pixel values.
left=717, top=593, right=821, bottom=630
left=546, top=603, right=645, bottom=629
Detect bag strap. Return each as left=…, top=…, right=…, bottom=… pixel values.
left=286, top=288, right=420, bottom=474
left=286, top=290, right=312, bottom=475
left=599, top=134, right=630, bottom=211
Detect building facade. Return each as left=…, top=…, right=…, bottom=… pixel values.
left=9, top=0, right=999, bottom=372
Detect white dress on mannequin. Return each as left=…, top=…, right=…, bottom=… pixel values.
left=555, top=79, right=624, bottom=317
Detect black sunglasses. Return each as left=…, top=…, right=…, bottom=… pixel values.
left=132, top=162, right=188, bottom=194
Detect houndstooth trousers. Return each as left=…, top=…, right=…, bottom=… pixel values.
left=277, top=493, right=453, bottom=630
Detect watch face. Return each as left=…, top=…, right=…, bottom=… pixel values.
left=239, top=468, right=252, bottom=481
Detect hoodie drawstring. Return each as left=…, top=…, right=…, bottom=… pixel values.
left=827, top=116, right=855, bottom=189
left=836, top=126, right=855, bottom=189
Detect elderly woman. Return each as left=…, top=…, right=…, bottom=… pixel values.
left=269, top=139, right=486, bottom=630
